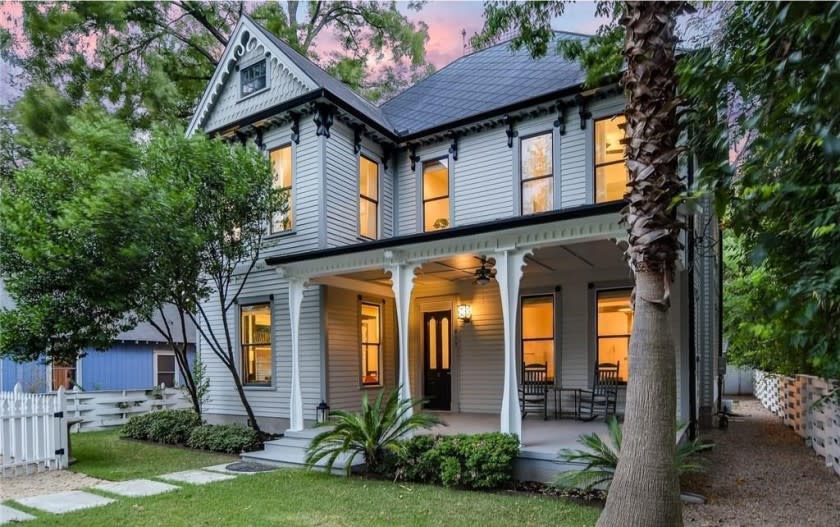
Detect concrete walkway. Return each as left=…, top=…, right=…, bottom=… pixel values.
left=0, top=464, right=272, bottom=525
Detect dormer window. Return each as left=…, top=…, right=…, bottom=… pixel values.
left=241, top=60, right=267, bottom=97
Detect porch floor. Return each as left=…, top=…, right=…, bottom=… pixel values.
left=425, top=412, right=612, bottom=456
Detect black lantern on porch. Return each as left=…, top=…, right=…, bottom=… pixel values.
left=316, top=400, right=331, bottom=424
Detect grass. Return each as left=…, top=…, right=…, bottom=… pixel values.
left=12, top=470, right=601, bottom=526
left=68, top=429, right=236, bottom=480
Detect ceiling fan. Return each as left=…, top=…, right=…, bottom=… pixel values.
left=474, top=256, right=496, bottom=286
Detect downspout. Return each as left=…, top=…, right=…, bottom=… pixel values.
left=686, top=156, right=698, bottom=439
left=717, top=224, right=724, bottom=418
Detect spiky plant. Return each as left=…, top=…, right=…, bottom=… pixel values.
left=554, top=417, right=713, bottom=492
left=305, top=387, right=442, bottom=475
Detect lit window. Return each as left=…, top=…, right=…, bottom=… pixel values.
left=361, top=302, right=382, bottom=386
left=423, top=158, right=449, bottom=231
left=241, top=303, right=272, bottom=385
left=241, top=60, right=267, bottom=97
left=51, top=360, right=76, bottom=391
left=155, top=352, right=177, bottom=388
left=594, top=115, right=628, bottom=203
left=359, top=156, right=379, bottom=239
left=521, top=132, right=553, bottom=215
left=597, top=289, right=633, bottom=382
left=270, top=146, right=293, bottom=233
left=521, top=295, right=555, bottom=381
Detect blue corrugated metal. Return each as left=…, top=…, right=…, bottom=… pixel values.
left=1, top=344, right=196, bottom=393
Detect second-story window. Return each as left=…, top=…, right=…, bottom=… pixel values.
left=594, top=115, right=628, bottom=203
left=270, top=146, right=293, bottom=233
left=521, top=132, right=553, bottom=215
left=359, top=155, right=379, bottom=239
left=240, top=60, right=267, bottom=97
left=423, top=158, right=449, bottom=231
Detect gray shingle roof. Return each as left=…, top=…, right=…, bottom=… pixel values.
left=380, top=32, right=590, bottom=135
left=246, top=15, right=395, bottom=133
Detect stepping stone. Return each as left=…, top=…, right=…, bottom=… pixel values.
left=16, top=490, right=114, bottom=514
left=158, top=469, right=235, bottom=485
left=0, top=504, right=35, bottom=524
left=203, top=462, right=275, bottom=475
left=94, top=479, right=180, bottom=497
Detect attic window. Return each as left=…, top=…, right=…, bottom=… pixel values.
left=241, top=60, right=267, bottom=97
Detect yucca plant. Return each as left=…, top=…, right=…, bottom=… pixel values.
left=305, top=387, right=442, bottom=475
left=553, top=417, right=713, bottom=492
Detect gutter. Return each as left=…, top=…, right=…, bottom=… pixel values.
left=265, top=201, right=625, bottom=266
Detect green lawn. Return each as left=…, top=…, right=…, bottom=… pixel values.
left=11, top=429, right=600, bottom=526
left=69, top=429, right=236, bottom=480
left=15, top=469, right=600, bottom=526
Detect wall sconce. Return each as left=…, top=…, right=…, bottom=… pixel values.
left=457, top=304, right=472, bottom=324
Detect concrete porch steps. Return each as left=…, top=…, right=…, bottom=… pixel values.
left=240, top=428, right=364, bottom=475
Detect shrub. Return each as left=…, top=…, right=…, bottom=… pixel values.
left=121, top=410, right=201, bottom=444
left=392, top=432, right=520, bottom=489
left=187, top=424, right=262, bottom=453
left=306, top=387, right=441, bottom=475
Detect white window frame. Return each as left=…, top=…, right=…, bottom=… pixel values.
left=153, top=350, right=178, bottom=388
left=519, top=130, right=555, bottom=216
left=358, top=154, right=380, bottom=240
left=359, top=299, right=384, bottom=388
left=239, top=58, right=270, bottom=99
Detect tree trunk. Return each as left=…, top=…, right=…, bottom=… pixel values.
left=598, top=2, right=685, bottom=526
left=226, top=359, right=262, bottom=434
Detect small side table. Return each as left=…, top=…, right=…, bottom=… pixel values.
left=552, top=387, right=581, bottom=419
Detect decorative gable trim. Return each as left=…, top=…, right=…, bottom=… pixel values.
left=187, top=18, right=318, bottom=135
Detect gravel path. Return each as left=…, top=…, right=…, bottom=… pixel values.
left=683, top=397, right=840, bottom=526
left=0, top=469, right=105, bottom=501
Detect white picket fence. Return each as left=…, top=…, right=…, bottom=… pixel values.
left=0, top=384, right=69, bottom=477
left=754, top=371, right=840, bottom=478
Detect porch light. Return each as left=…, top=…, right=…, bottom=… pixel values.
left=457, top=304, right=472, bottom=324
left=316, top=400, right=331, bottom=424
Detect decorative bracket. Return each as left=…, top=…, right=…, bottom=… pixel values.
left=254, top=128, right=265, bottom=150
left=313, top=104, right=334, bottom=138
left=381, top=146, right=392, bottom=171
left=353, top=125, right=365, bottom=155
left=290, top=112, right=300, bottom=144
left=505, top=115, right=518, bottom=148
left=553, top=101, right=567, bottom=135
left=576, top=95, right=591, bottom=130
left=409, top=146, right=420, bottom=172
left=235, top=131, right=248, bottom=146
left=448, top=132, right=460, bottom=161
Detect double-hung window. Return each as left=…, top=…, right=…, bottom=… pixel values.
left=594, top=115, right=628, bottom=203
left=360, top=302, right=382, bottom=386
left=596, top=289, right=633, bottom=382
left=270, top=146, right=293, bottom=233
left=359, top=156, right=379, bottom=239
left=240, top=303, right=272, bottom=386
left=154, top=352, right=177, bottom=388
left=521, top=295, right=555, bottom=381
left=240, top=60, right=267, bottom=97
left=520, top=132, right=553, bottom=215
left=422, top=158, right=450, bottom=231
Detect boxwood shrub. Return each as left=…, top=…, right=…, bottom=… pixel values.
left=121, top=409, right=201, bottom=444
left=392, top=432, right=520, bottom=489
left=187, top=424, right=262, bottom=454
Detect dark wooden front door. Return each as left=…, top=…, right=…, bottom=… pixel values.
left=423, top=310, right=451, bottom=410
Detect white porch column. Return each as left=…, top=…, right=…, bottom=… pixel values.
left=386, top=262, right=417, bottom=416
left=494, top=249, right=530, bottom=439
left=288, top=276, right=306, bottom=432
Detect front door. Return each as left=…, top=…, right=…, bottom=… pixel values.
left=423, top=310, right=451, bottom=410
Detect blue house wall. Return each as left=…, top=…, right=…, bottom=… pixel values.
left=1, top=343, right=196, bottom=393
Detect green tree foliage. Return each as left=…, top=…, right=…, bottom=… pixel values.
left=680, top=2, right=840, bottom=379
left=2, top=0, right=429, bottom=131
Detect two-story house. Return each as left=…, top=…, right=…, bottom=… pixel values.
left=188, top=16, right=721, bottom=475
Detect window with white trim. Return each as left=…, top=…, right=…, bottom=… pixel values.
left=594, top=115, right=628, bottom=203
left=521, top=295, right=555, bottom=381
left=596, top=289, right=633, bottom=382
left=240, top=60, right=267, bottom=97
left=520, top=132, right=553, bottom=215
left=270, top=146, right=293, bottom=233
left=240, top=303, right=273, bottom=386
left=359, top=155, right=379, bottom=239
left=360, top=302, right=382, bottom=386
left=154, top=352, right=177, bottom=388
left=422, top=158, right=450, bottom=231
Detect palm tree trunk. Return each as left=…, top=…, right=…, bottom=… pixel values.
left=598, top=2, right=685, bottom=526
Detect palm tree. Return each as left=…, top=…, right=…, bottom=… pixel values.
left=597, top=2, right=689, bottom=526
left=305, top=388, right=442, bottom=475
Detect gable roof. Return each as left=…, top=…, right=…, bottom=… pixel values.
left=380, top=32, right=590, bottom=135
left=244, top=15, right=395, bottom=133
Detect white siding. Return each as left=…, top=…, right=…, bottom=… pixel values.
left=453, top=130, right=514, bottom=224
left=200, top=270, right=323, bottom=426
left=325, top=287, right=396, bottom=411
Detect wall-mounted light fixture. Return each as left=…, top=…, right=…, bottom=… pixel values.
left=457, top=304, right=472, bottom=324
